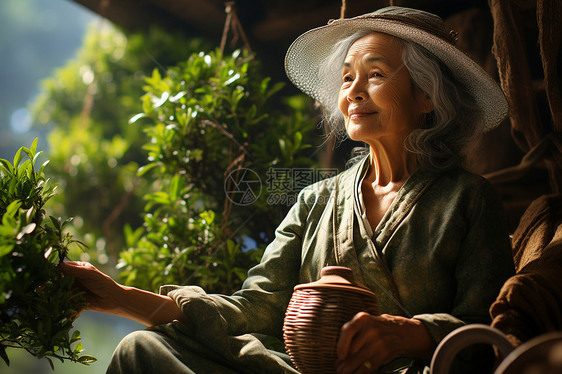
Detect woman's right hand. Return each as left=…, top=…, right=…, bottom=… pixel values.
left=60, top=261, right=123, bottom=315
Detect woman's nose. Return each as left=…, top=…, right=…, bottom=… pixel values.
left=347, top=93, right=365, bottom=102
left=346, top=79, right=367, bottom=102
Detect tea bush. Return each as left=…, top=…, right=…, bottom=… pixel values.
left=31, top=23, right=209, bottom=269
left=118, top=48, right=320, bottom=293
left=0, top=139, right=95, bottom=368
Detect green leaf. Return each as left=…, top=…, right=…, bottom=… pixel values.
left=32, top=150, right=44, bottom=168
left=61, top=217, right=74, bottom=230
left=46, top=357, right=54, bottom=370
left=278, top=138, right=286, bottom=152
left=259, top=77, right=271, bottom=95
left=78, top=355, right=97, bottom=364
left=146, top=191, right=170, bottom=205
left=169, top=174, right=180, bottom=201
left=0, top=221, right=16, bottom=233
left=0, top=158, right=13, bottom=175
left=0, top=344, right=9, bottom=366
left=16, top=223, right=36, bottom=240
left=22, top=146, right=34, bottom=163
left=153, top=91, right=170, bottom=108
left=70, top=330, right=81, bottom=344
left=30, top=137, right=38, bottom=156
left=13, top=147, right=23, bottom=169
left=19, top=159, right=32, bottom=178
left=5, top=201, right=22, bottom=219
left=38, top=159, right=50, bottom=175
left=293, top=131, right=303, bottom=151
left=0, top=244, right=14, bottom=257
left=25, top=206, right=36, bottom=223
left=8, top=177, right=17, bottom=196
left=169, top=91, right=187, bottom=103
left=128, top=112, right=147, bottom=125
left=137, top=162, right=159, bottom=176
left=73, top=342, right=83, bottom=354
left=224, top=72, right=241, bottom=86
left=50, top=216, right=62, bottom=231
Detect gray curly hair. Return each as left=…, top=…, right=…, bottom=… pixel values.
left=319, top=30, right=481, bottom=170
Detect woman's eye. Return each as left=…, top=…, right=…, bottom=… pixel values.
left=371, top=72, right=383, bottom=78
left=343, top=75, right=353, bottom=82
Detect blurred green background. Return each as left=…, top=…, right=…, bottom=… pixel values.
left=0, top=0, right=90, bottom=159
left=0, top=1, right=144, bottom=373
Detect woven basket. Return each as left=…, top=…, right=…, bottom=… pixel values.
left=283, top=266, right=379, bottom=374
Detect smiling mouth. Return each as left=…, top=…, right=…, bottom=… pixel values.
left=349, top=112, right=376, bottom=119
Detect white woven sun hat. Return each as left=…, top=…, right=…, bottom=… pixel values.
left=285, top=6, right=508, bottom=132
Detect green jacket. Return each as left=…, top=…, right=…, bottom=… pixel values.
left=162, top=157, right=515, bottom=373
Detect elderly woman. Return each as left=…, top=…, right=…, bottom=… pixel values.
left=62, top=6, right=514, bottom=374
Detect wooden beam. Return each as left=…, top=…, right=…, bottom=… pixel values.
left=71, top=0, right=225, bottom=40
left=146, top=0, right=226, bottom=39
left=72, top=0, right=175, bottom=31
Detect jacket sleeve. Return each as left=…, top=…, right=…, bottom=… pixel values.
left=412, top=180, right=514, bottom=372
left=414, top=180, right=514, bottom=342
left=163, top=188, right=312, bottom=339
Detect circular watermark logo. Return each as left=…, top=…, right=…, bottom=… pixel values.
left=224, top=168, right=262, bottom=206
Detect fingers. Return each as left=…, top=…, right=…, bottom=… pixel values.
left=337, top=312, right=371, bottom=360
left=336, top=312, right=377, bottom=373
left=343, top=360, right=375, bottom=374
left=337, top=339, right=388, bottom=374
left=58, top=262, right=90, bottom=315
left=59, top=261, right=80, bottom=277
left=60, top=260, right=92, bottom=269
left=336, top=313, right=403, bottom=374
left=60, top=261, right=98, bottom=277
left=337, top=346, right=376, bottom=374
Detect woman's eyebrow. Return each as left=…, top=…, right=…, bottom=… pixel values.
left=343, top=55, right=390, bottom=68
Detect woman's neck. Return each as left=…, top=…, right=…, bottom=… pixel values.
left=366, top=138, right=418, bottom=187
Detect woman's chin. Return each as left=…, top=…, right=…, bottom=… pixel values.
left=346, top=125, right=375, bottom=143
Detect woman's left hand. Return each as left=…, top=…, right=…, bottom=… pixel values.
left=60, top=261, right=123, bottom=314
left=335, top=312, right=435, bottom=373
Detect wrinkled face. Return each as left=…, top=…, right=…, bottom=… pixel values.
left=337, top=32, right=432, bottom=144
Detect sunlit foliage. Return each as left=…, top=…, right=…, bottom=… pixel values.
left=31, top=23, right=208, bottom=271
left=118, top=48, right=318, bottom=293
left=0, top=139, right=95, bottom=368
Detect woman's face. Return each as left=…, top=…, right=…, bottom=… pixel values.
left=338, top=32, right=432, bottom=144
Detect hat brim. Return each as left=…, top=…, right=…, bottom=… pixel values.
left=285, top=16, right=508, bottom=132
